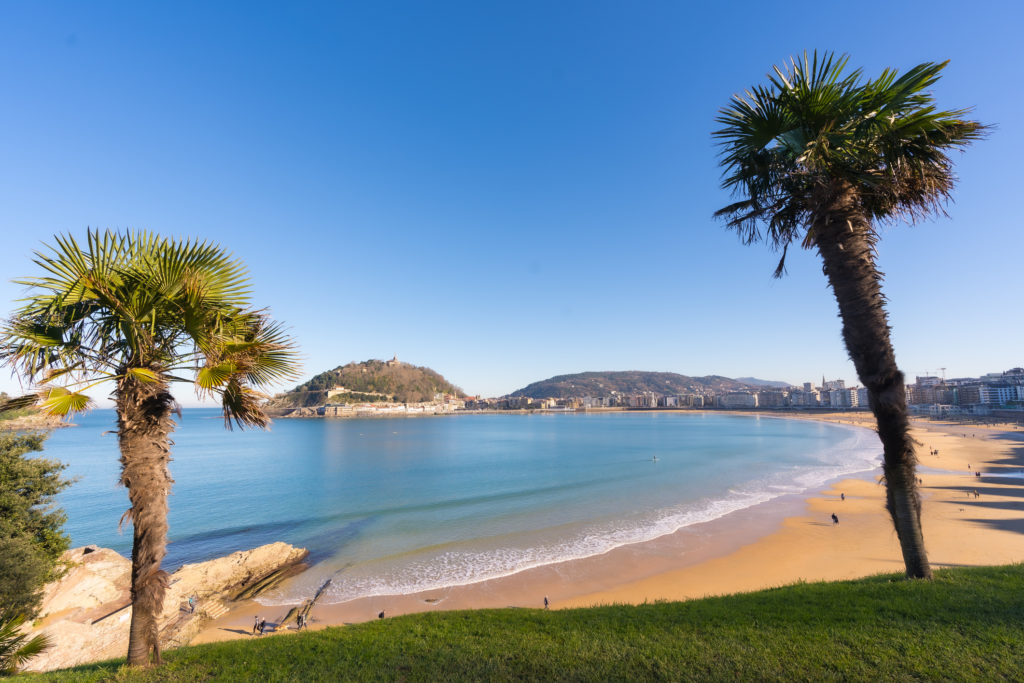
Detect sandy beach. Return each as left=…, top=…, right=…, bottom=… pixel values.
left=193, top=412, right=1024, bottom=644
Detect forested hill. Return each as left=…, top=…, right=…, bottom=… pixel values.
left=510, top=371, right=782, bottom=399
left=268, top=359, right=464, bottom=409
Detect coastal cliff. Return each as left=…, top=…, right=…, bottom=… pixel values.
left=23, top=542, right=308, bottom=672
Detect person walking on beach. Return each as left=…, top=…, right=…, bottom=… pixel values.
left=258, top=618, right=266, bottom=636
left=544, top=596, right=549, bottom=610
left=252, top=616, right=260, bottom=635
left=840, top=492, right=845, bottom=501
left=831, top=513, right=839, bottom=526
left=188, top=595, right=196, bottom=613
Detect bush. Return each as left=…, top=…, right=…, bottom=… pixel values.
left=0, top=433, right=72, bottom=619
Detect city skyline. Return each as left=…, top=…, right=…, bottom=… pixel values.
left=1, top=2, right=1021, bottom=404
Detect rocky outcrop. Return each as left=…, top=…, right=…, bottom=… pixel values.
left=0, top=413, right=67, bottom=431
left=24, top=542, right=308, bottom=672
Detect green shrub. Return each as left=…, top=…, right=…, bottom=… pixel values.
left=0, top=433, right=71, bottom=619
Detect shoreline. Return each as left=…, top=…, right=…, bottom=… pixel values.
left=191, top=412, right=1024, bottom=644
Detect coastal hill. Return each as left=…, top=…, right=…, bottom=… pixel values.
left=509, top=371, right=789, bottom=399
left=267, top=357, right=464, bottom=410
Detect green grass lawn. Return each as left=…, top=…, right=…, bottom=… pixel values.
left=34, top=564, right=1024, bottom=682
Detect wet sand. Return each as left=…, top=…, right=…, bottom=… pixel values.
left=193, top=412, right=1024, bottom=644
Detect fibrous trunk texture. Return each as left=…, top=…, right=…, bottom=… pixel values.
left=813, top=183, right=932, bottom=579
left=116, top=371, right=177, bottom=666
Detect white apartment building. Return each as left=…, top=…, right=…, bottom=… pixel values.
left=857, top=387, right=869, bottom=407
left=830, top=388, right=859, bottom=408
left=978, top=384, right=1017, bottom=405
left=720, top=392, right=758, bottom=409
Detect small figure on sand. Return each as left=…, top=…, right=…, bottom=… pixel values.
left=253, top=616, right=260, bottom=635
left=297, top=614, right=305, bottom=630
left=975, top=471, right=981, bottom=478
left=840, top=492, right=845, bottom=501
left=188, top=595, right=196, bottom=613
left=974, top=490, right=980, bottom=499
left=378, top=610, right=385, bottom=619
left=831, top=513, right=839, bottom=526
left=257, top=618, right=266, bottom=636
left=544, top=596, right=549, bottom=609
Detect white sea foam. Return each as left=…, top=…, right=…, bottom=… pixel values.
left=258, top=421, right=881, bottom=606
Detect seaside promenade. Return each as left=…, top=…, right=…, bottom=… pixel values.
left=191, top=412, right=1024, bottom=643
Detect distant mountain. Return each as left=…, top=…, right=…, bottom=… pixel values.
left=734, top=377, right=795, bottom=389
left=509, top=371, right=770, bottom=399
left=267, top=358, right=464, bottom=410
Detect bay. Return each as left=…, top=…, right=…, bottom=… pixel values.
left=45, top=409, right=879, bottom=605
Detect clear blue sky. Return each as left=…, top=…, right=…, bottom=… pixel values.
left=1, top=1, right=1021, bottom=403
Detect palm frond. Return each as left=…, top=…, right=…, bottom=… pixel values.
left=0, top=613, right=52, bottom=674
left=0, top=394, right=38, bottom=413
left=38, top=386, right=93, bottom=417
left=220, top=379, right=270, bottom=430
left=3, top=229, right=300, bottom=429
left=713, top=51, right=986, bottom=269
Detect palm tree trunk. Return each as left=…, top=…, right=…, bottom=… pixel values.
left=813, top=185, right=932, bottom=579
left=115, top=372, right=177, bottom=666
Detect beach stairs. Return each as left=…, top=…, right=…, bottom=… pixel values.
left=200, top=598, right=230, bottom=621
left=161, top=597, right=231, bottom=650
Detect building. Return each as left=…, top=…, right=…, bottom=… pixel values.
left=756, top=390, right=788, bottom=408
left=978, top=384, right=1016, bottom=406
left=829, top=388, right=859, bottom=408
left=720, top=392, right=758, bottom=409
left=957, top=385, right=981, bottom=406
left=789, top=389, right=819, bottom=407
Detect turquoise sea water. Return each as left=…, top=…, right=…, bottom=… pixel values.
left=46, top=409, right=879, bottom=605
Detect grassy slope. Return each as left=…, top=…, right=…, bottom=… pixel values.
left=38, top=565, right=1024, bottom=681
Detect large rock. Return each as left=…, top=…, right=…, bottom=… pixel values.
left=37, top=546, right=131, bottom=623
left=25, top=542, right=308, bottom=672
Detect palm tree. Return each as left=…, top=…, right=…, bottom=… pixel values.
left=713, top=53, right=985, bottom=579
left=0, top=230, right=300, bottom=666
left=0, top=612, right=51, bottom=675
